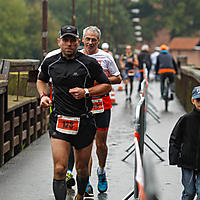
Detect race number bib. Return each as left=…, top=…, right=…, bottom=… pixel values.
left=56, top=115, right=80, bottom=135
left=91, top=98, right=104, bottom=114
left=128, top=70, right=135, bottom=76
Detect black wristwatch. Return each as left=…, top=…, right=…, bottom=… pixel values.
left=84, top=88, right=90, bottom=98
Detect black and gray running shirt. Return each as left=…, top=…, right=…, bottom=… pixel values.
left=38, top=49, right=110, bottom=117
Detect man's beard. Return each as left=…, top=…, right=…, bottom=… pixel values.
left=63, top=50, right=76, bottom=59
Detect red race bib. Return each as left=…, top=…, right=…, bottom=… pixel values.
left=91, top=98, right=104, bottom=114
left=56, top=115, right=80, bottom=135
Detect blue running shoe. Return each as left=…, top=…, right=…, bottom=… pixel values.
left=97, top=168, right=108, bottom=193
left=85, top=182, right=94, bottom=197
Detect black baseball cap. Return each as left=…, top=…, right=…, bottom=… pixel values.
left=59, top=25, right=79, bottom=38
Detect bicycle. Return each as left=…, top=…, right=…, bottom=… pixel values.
left=162, top=76, right=171, bottom=112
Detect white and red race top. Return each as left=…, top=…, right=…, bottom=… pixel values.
left=81, top=49, right=120, bottom=110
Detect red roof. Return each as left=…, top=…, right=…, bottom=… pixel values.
left=169, top=37, right=200, bottom=50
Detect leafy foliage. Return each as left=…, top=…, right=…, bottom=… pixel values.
left=131, top=0, right=200, bottom=41
left=0, top=0, right=60, bottom=59
left=1, top=0, right=200, bottom=58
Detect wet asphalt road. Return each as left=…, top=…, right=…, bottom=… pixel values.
left=0, top=80, right=186, bottom=200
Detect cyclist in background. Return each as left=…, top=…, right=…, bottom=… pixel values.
left=120, top=45, right=138, bottom=101
left=155, top=44, right=178, bottom=100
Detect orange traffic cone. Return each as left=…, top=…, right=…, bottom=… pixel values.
left=118, top=84, right=124, bottom=91
left=110, top=88, right=117, bottom=105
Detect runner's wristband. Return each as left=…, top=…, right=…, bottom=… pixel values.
left=40, top=92, right=47, bottom=99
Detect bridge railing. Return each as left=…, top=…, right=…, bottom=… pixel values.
left=0, top=59, right=49, bottom=167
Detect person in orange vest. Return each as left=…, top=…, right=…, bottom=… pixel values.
left=155, top=44, right=178, bottom=99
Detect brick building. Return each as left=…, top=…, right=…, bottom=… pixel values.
left=169, top=37, right=200, bottom=67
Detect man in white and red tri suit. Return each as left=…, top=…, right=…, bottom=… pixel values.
left=81, top=26, right=122, bottom=196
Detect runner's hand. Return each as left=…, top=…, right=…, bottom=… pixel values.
left=40, top=96, right=52, bottom=108
left=69, top=87, right=85, bottom=100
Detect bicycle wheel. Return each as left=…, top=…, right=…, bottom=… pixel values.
left=165, top=98, right=168, bottom=112
left=163, top=77, right=170, bottom=111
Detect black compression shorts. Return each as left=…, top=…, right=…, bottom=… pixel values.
left=94, top=109, right=111, bottom=131
left=49, top=114, right=96, bottom=150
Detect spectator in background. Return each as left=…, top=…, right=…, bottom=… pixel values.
left=150, top=47, right=160, bottom=81
left=137, top=44, right=151, bottom=92
left=101, top=42, right=113, bottom=57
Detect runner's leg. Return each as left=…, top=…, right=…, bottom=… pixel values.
left=95, top=130, right=108, bottom=169
left=51, top=137, right=70, bottom=200
left=74, top=143, right=93, bottom=198
left=66, top=145, right=75, bottom=188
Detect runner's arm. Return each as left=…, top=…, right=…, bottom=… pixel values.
left=69, top=83, right=111, bottom=100
left=133, top=54, right=139, bottom=67
left=108, top=74, right=122, bottom=84
left=36, top=75, right=52, bottom=108
left=119, top=55, right=125, bottom=70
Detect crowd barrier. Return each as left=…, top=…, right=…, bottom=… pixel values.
left=0, top=59, right=49, bottom=167
left=122, top=71, right=163, bottom=200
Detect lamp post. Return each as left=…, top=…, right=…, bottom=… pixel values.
left=90, top=0, right=93, bottom=25
left=103, top=0, right=106, bottom=41
left=135, top=31, right=142, bottom=36
left=134, top=25, right=142, bottom=30
left=97, top=0, right=100, bottom=27
left=131, top=8, right=140, bottom=14
left=42, top=0, right=48, bottom=59
left=132, top=18, right=140, bottom=23
left=72, top=0, right=76, bottom=26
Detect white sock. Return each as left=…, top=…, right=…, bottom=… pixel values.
left=98, top=167, right=104, bottom=174
left=67, top=170, right=72, bottom=174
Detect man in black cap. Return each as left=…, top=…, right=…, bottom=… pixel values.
left=37, top=25, right=111, bottom=200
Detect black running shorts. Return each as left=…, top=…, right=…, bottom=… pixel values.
left=94, top=109, right=111, bottom=131
left=49, top=114, right=96, bottom=150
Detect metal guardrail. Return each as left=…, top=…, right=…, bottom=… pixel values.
left=122, top=71, right=163, bottom=200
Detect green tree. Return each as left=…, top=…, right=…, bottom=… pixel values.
left=0, top=0, right=28, bottom=58
left=0, top=0, right=61, bottom=59
left=48, top=0, right=135, bottom=52
left=133, top=0, right=200, bottom=41
left=25, top=1, right=60, bottom=58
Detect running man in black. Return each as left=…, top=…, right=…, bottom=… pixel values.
left=36, top=25, right=111, bottom=200
left=120, top=45, right=138, bottom=101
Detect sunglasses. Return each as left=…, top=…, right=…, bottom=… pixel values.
left=195, top=98, right=200, bottom=102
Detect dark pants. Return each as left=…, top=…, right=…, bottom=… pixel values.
left=160, top=73, right=174, bottom=97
